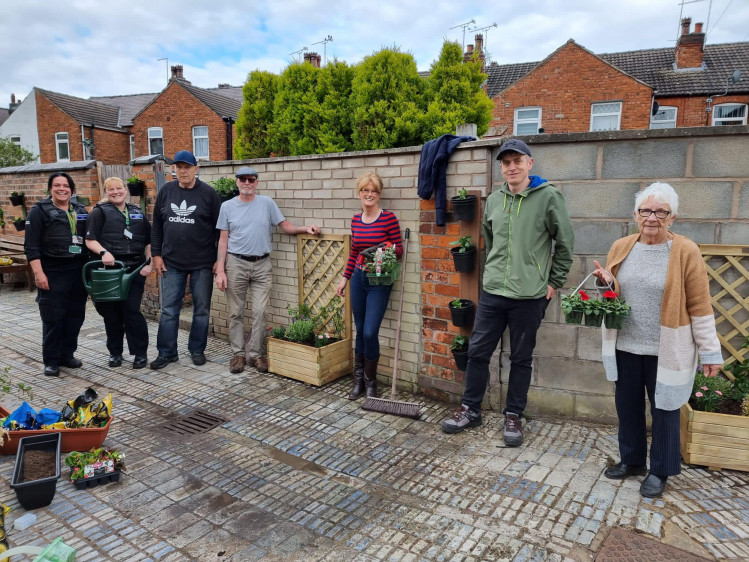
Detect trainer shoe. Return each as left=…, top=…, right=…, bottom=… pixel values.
left=503, top=413, right=524, bottom=447
left=150, top=355, right=178, bottom=369
left=190, top=352, right=207, bottom=366
left=229, top=355, right=245, bottom=373
left=441, top=405, right=482, bottom=434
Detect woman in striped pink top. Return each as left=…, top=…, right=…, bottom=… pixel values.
left=336, top=172, right=402, bottom=400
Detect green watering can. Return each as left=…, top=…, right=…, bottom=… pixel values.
left=82, top=258, right=150, bottom=302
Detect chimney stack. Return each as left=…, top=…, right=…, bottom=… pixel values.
left=475, top=34, right=484, bottom=55
left=304, top=52, right=321, bottom=68
left=9, top=93, right=19, bottom=114
left=675, top=17, right=705, bottom=70
left=171, top=65, right=184, bottom=80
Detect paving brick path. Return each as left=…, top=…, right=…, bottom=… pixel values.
left=0, top=286, right=747, bottom=561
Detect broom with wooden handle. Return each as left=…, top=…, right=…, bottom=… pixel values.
left=362, top=228, right=421, bottom=419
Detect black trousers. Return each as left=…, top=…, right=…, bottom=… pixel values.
left=36, top=267, right=87, bottom=366
left=93, top=275, right=148, bottom=356
left=614, top=350, right=682, bottom=477
left=462, top=291, right=548, bottom=414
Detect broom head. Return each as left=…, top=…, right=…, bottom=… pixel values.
left=361, top=396, right=420, bottom=419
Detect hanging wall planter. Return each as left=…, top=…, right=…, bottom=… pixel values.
left=9, top=192, right=25, bottom=206
left=10, top=432, right=62, bottom=510
left=13, top=218, right=25, bottom=231
left=450, top=335, right=469, bottom=371
left=451, top=192, right=477, bottom=222
left=451, top=245, right=476, bottom=273
left=127, top=180, right=145, bottom=197
left=449, top=298, right=475, bottom=327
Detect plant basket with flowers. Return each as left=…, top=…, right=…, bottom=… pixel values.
left=359, top=242, right=400, bottom=286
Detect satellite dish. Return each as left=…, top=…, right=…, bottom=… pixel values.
left=730, top=70, right=741, bottom=83
left=651, top=101, right=660, bottom=116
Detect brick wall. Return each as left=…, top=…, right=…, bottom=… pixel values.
left=86, top=126, right=130, bottom=165
left=490, top=41, right=653, bottom=135
left=132, top=82, right=235, bottom=162
left=655, top=95, right=749, bottom=128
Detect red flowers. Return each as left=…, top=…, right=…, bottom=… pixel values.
left=578, top=290, right=590, bottom=301
left=602, top=290, right=618, bottom=299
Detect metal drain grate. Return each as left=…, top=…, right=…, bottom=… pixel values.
left=596, top=528, right=711, bottom=561
left=161, top=410, right=228, bottom=436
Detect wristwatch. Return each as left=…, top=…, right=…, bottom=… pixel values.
left=99, top=250, right=107, bottom=257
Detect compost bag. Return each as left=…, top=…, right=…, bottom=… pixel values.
left=2, top=387, right=112, bottom=431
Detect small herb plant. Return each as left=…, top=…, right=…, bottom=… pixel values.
left=451, top=335, right=469, bottom=352
left=450, top=298, right=466, bottom=309
left=126, top=175, right=140, bottom=184
left=13, top=217, right=24, bottom=224
left=450, top=235, right=473, bottom=253
left=272, top=297, right=345, bottom=347
left=456, top=188, right=469, bottom=199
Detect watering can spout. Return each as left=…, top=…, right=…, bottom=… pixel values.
left=82, top=258, right=151, bottom=302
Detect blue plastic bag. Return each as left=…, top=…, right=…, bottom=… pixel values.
left=2, top=403, right=61, bottom=429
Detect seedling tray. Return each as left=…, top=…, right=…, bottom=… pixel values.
left=72, top=469, right=121, bottom=490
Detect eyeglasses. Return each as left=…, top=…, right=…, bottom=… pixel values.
left=638, top=209, right=670, bottom=219
left=237, top=176, right=258, bottom=183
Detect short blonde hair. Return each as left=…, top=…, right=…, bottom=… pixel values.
left=356, top=172, right=383, bottom=194
left=104, top=177, right=126, bottom=191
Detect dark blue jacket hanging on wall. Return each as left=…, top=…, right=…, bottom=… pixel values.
left=417, top=134, right=476, bottom=226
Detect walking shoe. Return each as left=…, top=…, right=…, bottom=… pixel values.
left=640, top=473, right=668, bottom=498
left=503, top=413, right=524, bottom=447
left=229, top=355, right=245, bottom=373
left=108, top=354, right=123, bottom=367
left=150, top=355, right=178, bottom=369
left=603, top=462, right=647, bottom=480
left=190, top=352, right=207, bottom=366
left=132, top=356, right=148, bottom=369
left=60, top=357, right=83, bottom=368
left=44, top=365, right=60, bottom=376
left=254, top=356, right=268, bottom=373
left=441, top=405, right=482, bottom=434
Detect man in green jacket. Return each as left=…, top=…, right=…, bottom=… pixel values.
left=441, top=139, right=574, bottom=446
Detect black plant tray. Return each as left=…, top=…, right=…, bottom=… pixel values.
left=72, top=469, right=121, bottom=490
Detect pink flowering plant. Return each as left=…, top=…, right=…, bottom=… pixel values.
left=690, top=338, right=749, bottom=415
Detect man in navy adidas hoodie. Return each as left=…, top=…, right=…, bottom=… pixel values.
left=150, top=150, right=222, bottom=369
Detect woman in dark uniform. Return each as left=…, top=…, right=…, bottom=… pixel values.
left=85, top=177, right=152, bottom=368
left=24, top=172, right=89, bottom=376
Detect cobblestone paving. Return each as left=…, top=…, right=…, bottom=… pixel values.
left=0, top=286, right=747, bottom=561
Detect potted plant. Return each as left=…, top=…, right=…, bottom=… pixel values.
left=267, top=296, right=352, bottom=385
left=9, top=191, right=25, bottom=206
left=361, top=243, right=400, bottom=286
left=680, top=337, right=749, bottom=472
left=582, top=292, right=604, bottom=327
left=210, top=177, right=239, bottom=202
left=450, top=235, right=476, bottom=273
left=451, top=335, right=470, bottom=371
left=10, top=432, right=61, bottom=510
left=449, top=298, right=475, bottom=327
left=560, top=291, right=585, bottom=324
left=451, top=188, right=477, bottom=222
left=12, top=216, right=25, bottom=231
left=126, top=175, right=145, bottom=197
left=66, top=446, right=125, bottom=489
left=600, top=290, right=631, bottom=329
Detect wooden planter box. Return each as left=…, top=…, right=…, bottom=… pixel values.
left=268, top=337, right=352, bottom=386
left=680, top=402, right=749, bottom=472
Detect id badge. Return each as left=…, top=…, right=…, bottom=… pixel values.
left=69, top=245, right=82, bottom=254
left=124, top=228, right=133, bottom=239
left=72, top=235, right=84, bottom=245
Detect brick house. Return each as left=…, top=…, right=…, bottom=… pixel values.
left=484, top=18, right=749, bottom=135
left=130, top=66, right=242, bottom=162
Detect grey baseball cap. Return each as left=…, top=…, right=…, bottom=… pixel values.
left=235, top=166, right=259, bottom=178
left=497, top=139, right=532, bottom=159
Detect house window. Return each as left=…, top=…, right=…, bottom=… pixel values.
left=9, top=135, right=21, bottom=146
left=148, top=127, right=164, bottom=155
left=514, top=108, right=542, bottom=136
left=192, top=126, right=209, bottom=160
left=129, top=134, right=135, bottom=160
left=590, top=102, right=622, bottom=131
left=712, top=103, right=747, bottom=126
left=55, top=132, right=70, bottom=161
left=650, top=106, right=677, bottom=129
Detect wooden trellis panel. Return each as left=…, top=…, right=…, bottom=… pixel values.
left=701, top=244, right=749, bottom=378
left=297, top=234, right=352, bottom=340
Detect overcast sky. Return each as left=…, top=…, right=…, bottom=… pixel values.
left=2, top=0, right=747, bottom=102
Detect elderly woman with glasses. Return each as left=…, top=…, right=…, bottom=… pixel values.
left=592, top=182, right=722, bottom=498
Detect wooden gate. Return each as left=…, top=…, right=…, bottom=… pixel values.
left=701, top=244, right=749, bottom=376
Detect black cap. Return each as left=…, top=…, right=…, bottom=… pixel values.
left=497, top=139, right=532, bottom=159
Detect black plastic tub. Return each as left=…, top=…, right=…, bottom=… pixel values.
left=10, top=432, right=61, bottom=510
left=73, top=469, right=121, bottom=490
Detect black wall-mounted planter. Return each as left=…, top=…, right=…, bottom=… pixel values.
left=10, top=193, right=25, bottom=206
left=127, top=180, right=145, bottom=197
left=452, top=347, right=469, bottom=371
left=449, top=299, right=475, bottom=327
left=13, top=220, right=25, bottom=231
left=451, top=246, right=476, bottom=273
left=451, top=195, right=477, bottom=222
left=11, top=432, right=61, bottom=510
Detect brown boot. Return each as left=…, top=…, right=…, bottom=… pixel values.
left=348, top=354, right=366, bottom=400
left=364, top=357, right=378, bottom=398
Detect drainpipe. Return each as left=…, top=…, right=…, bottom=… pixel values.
left=80, top=124, right=86, bottom=159
left=90, top=123, right=95, bottom=160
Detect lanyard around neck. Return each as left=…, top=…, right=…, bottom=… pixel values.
left=66, top=206, right=77, bottom=236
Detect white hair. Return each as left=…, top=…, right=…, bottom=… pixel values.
left=634, top=182, right=679, bottom=216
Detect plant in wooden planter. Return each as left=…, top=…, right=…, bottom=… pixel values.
left=12, top=216, right=25, bottom=231
left=449, top=298, right=475, bottom=327
left=451, top=335, right=469, bottom=371
left=9, top=191, right=25, bottom=206
left=451, top=188, right=477, bottom=222
left=126, top=175, right=145, bottom=197
left=680, top=336, right=749, bottom=472
left=450, top=235, right=476, bottom=273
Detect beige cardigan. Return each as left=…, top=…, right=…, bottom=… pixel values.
left=601, top=233, right=723, bottom=410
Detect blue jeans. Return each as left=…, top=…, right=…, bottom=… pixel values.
left=156, top=266, right=214, bottom=357
left=350, top=269, right=393, bottom=360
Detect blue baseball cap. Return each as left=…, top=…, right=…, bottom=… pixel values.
left=497, top=139, right=532, bottom=159
left=173, top=150, right=198, bottom=166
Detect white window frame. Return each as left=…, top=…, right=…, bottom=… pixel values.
left=192, top=126, right=209, bottom=160
left=712, top=103, right=747, bottom=126
left=590, top=101, right=622, bottom=132
left=9, top=135, right=21, bottom=146
left=129, top=134, right=135, bottom=160
left=55, top=132, right=70, bottom=162
left=148, top=127, right=164, bottom=156
left=650, top=106, right=677, bottom=129
left=513, top=107, right=542, bottom=136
